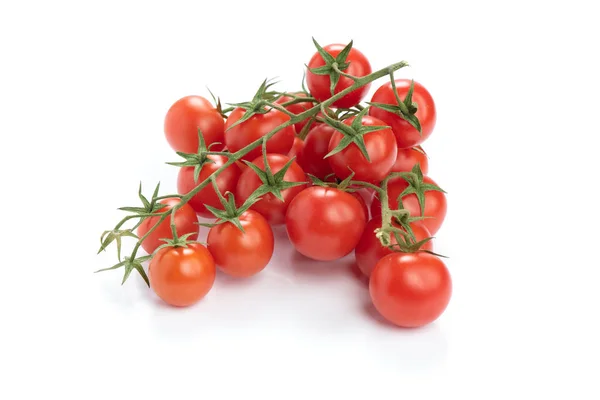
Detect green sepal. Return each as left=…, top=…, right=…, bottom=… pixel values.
left=95, top=255, right=152, bottom=287
left=395, top=164, right=446, bottom=217
left=242, top=156, right=306, bottom=203
left=307, top=38, right=354, bottom=96
left=98, top=229, right=138, bottom=261
left=226, top=78, right=279, bottom=131
left=367, top=78, right=422, bottom=133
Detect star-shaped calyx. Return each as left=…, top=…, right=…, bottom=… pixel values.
left=368, top=76, right=422, bottom=133
left=395, top=164, right=446, bottom=217
left=323, top=106, right=390, bottom=161
left=166, top=129, right=218, bottom=183
left=307, top=38, right=355, bottom=96
left=225, top=78, right=281, bottom=131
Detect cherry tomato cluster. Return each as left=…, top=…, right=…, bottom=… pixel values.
left=97, top=39, right=451, bottom=329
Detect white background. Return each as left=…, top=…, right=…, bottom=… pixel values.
left=1, top=0, right=599, bottom=398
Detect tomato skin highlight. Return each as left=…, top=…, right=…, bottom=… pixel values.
left=236, top=154, right=307, bottom=225
left=371, top=175, right=447, bottom=235
left=224, top=108, right=295, bottom=162
left=306, top=44, right=372, bottom=108
left=297, top=124, right=335, bottom=179
left=285, top=186, right=367, bottom=261
left=354, top=217, right=432, bottom=278
left=276, top=93, right=312, bottom=133
left=149, top=242, right=216, bottom=307
left=137, top=198, right=198, bottom=254
left=164, top=95, right=225, bottom=153
left=369, top=252, right=451, bottom=328
left=369, top=80, right=436, bottom=149
left=207, top=210, right=274, bottom=278
left=327, top=115, right=397, bottom=183
left=177, top=155, right=241, bottom=218
left=392, top=147, right=429, bottom=175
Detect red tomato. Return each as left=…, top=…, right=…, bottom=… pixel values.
left=355, top=217, right=432, bottom=278
left=369, top=252, right=451, bottom=328
left=137, top=198, right=198, bottom=254
left=392, top=147, right=429, bottom=175
left=306, top=43, right=372, bottom=108
left=369, top=80, right=436, bottom=149
left=207, top=210, right=274, bottom=278
left=371, top=176, right=447, bottom=235
left=149, top=242, right=216, bottom=307
left=177, top=155, right=241, bottom=218
left=164, top=95, right=225, bottom=153
left=327, top=115, right=397, bottom=183
left=288, top=137, right=304, bottom=159
left=297, top=124, right=335, bottom=179
left=224, top=108, right=295, bottom=161
left=285, top=186, right=367, bottom=261
left=276, top=93, right=313, bottom=133
left=351, top=191, right=370, bottom=221
left=236, top=154, right=307, bottom=225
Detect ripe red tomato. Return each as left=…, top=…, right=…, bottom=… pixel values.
left=207, top=210, right=274, bottom=278
left=392, top=147, right=429, bottom=175
left=236, top=154, right=307, bottom=225
left=355, top=217, right=432, bottom=278
left=285, top=186, right=367, bottom=261
left=369, top=252, right=451, bottom=328
left=149, top=242, right=216, bottom=307
left=371, top=176, right=447, bottom=234
left=306, top=44, right=372, bottom=108
left=369, top=80, right=436, bottom=149
left=177, top=155, right=241, bottom=218
left=288, top=137, right=304, bottom=159
left=276, top=93, right=312, bottom=133
left=224, top=108, right=295, bottom=161
left=164, top=96, right=225, bottom=153
left=327, top=115, right=397, bottom=183
left=297, top=124, right=335, bottom=179
left=137, top=198, right=198, bottom=254
left=351, top=191, right=370, bottom=221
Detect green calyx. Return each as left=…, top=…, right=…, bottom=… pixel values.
left=200, top=177, right=260, bottom=233
left=226, top=79, right=282, bottom=131
left=243, top=150, right=306, bottom=203
left=323, top=106, right=390, bottom=161
left=166, top=130, right=219, bottom=183
left=118, top=181, right=164, bottom=216
left=394, top=164, right=446, bottom=217
left=94, top=254, right=152, bottom=286
left=367, top=73, right=422, bottom=133
left=308, top=38, right=355, bottom=96
left=98, top=229, right=138, bottom=261
left=308, top=171, right=357, bottom=192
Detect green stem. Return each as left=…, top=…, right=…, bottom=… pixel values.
left=332, top=63, right=359, bottom=81
left=127, top=60, right=410, bottom=261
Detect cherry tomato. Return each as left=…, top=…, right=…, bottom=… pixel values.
left=288, top=137, right=304, bottom=159
left=207, top=210, right=274, bottom=278
left=307, top=44, right=372, bottom=108
left=355, top=217, right=432, bottom=278
left=276, top=93, right=312, bottom=133
left=236, top=154, right=307, bottom=225
left=297, top=124, right=335, bottom=179
left=369, top=252, right=451, bottom=328
left=177, top=155, right=241, bottom=218
left=285, top=186, right=367, bottom=261
left=149, top=242, right=216, bottom=307
left=369, top=80, right=436, bottom=149
left=392, top=147, right=429, bottom=175
left=327, top=115, right=397, bottom=183
left=137, top=198, right=198, bottom=254
left=371, top=176, right=447, bottom=235
left=351, top=191, right=370, bottom=221
left=224, top=108, right=295, bottom=161
left=164, top=95, right=224, bottom=153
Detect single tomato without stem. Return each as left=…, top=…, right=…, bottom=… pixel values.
left=207, top=210, right=274, bottom=278
left=177, top=155, right=241, bottom=218
left=369, top=80, right=436, bottom=149
left=164, top=95, right=224, bottom=153
left=369, top=252, right=451, bottom=328
left=355, top=217, right=432, bottom=278
left=225, top=108, right=295, bottom=161
left=327, top=115, right=397, bottom=183
left=285, top=186, right=367, bottom=261
left=149, top=243, right=216, bottom=307
left=137, top=198, right=198, bottom=254
left=236, top=154, right=307, bottom=225
left=306, top=43, right=372, bottom=108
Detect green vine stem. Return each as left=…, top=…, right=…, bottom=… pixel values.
left=100, top=59, right=411, bottom=284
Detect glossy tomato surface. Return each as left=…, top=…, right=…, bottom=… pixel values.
left=297, top=124, right=335, bottom=179
left=392, top=147, right=429, bottom=175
